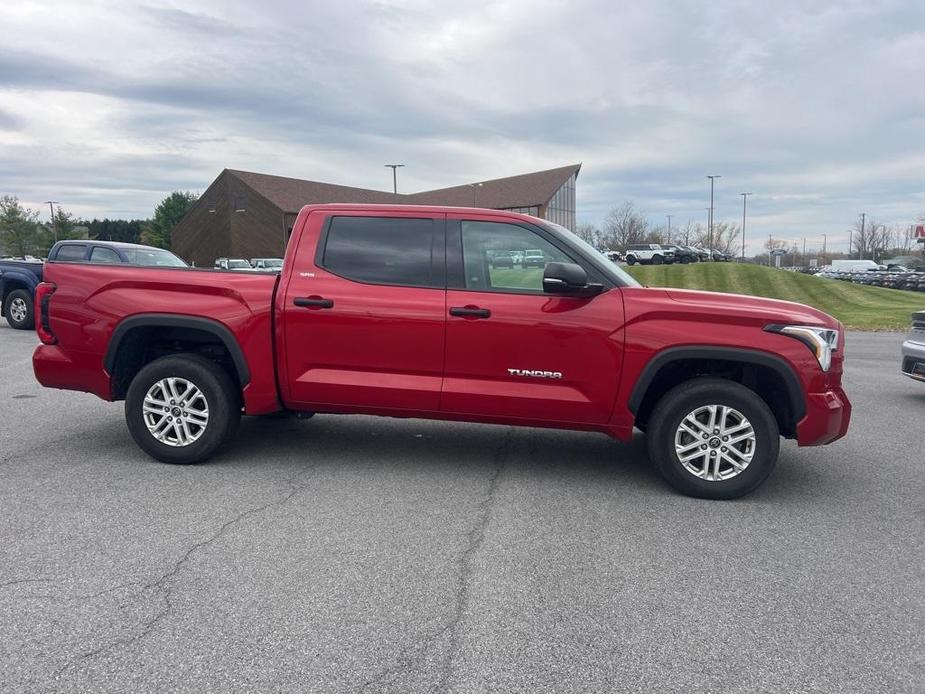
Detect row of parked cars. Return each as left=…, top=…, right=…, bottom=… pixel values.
left=815, top=268, right=925, bottom=292
left=604, top=244, right=732, bottom=265
left=213, top=257, right=284, bottom=271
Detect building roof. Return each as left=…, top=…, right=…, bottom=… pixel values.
left=225, top=163, right=581, bottom=214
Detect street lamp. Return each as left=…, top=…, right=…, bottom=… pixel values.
left=384, top=164, right=404, bottom=194
left=44, top=201, right=60, bottom=242
left=468, top=182, right=483, bottom=206
left=739, top=192, right=752, bottom=261
left=706, top=175, right=721, bottom=256
left=666, top=215, right=672, bottom=244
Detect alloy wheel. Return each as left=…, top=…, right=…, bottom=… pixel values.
left=674, top=404, right=756, bottom=481
left=142, top=377, right=210, bottom=447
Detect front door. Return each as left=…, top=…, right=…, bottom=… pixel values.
left=281, top=211, right=446, bottom=412
left=441, top=214, right=624, bottom=424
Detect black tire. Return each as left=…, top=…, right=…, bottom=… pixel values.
left=652, top=255, right=664, bottom=265
left=626, top=256, right=636, bottom=266
left=3, top=289, right=34, bottom=330
left=681, top=256, right=690, bottom=264
left=125, top=354, right=241, bottom=465
left=646, top=378, right=779, bottom=500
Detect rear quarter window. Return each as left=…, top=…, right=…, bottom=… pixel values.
left=55, top=245, right=87, bottom=262
left=320, top=216, right=440, bottom=287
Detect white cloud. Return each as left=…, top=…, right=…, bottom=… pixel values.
left=0, top=0, right=922, bottom=253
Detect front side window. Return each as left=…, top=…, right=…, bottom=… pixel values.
left=321, top=216, right=438, bottom=287
left=461, top=221, right=571, bottom=293
left=55, top=245, right=87, bottom=261
left=89, top=247, right=121, bottom=264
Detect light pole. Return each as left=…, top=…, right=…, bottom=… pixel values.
left=858, top=212, right=866, bottom=260
left=706, top=175, right=721, bottom=257
left=468, top=182, right=483, bottom=206
left=44, top=201, right=60, bottom=242
left=384, top=164, right=404, bottom=194
left=739, top=192, right=751, bottom=261
left=666, top=215, right=672, bottom=244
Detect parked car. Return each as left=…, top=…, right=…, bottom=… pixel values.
left=625, top=244, right=675, bottom=265
left=215, top=257, right=261, bottom=271
left=2, top=241, right=186, bottom=330
left=901, top=311, right=925, bottom=382
left=522, top=249, right=547, bottom=268
left=666, top=245, right=697, bottom=264
left=489, top=251, right=515, bottom=268
left=33, top=204, right=851, bottom=500
left=250, top=258, right=284, bottom=271
left=602, top=250, right=624, bottom=263
left=0, top=258, right=44, bottom=330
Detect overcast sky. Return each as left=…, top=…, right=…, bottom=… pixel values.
left=1, top=0, right=923, bottom=253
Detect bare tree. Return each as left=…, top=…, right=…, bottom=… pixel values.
left=693, top=221, right=741, bottom=255
left=644, top=224, right=668, bottom=245
left=574, top=222, right=601, bottom=247
left=677, top=220, right=700, bottom=246
left=603, top=202, right=649, bottom=251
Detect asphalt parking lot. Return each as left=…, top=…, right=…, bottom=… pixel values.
left=0, top=325, right=922, bottom=693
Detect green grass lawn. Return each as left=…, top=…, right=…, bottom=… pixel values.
left=625, top=262, right=922, bottom=330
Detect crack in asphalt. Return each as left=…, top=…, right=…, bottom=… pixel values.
left=357, top=429, right=513, bottom=693
left=45, top=467, right=317, bottom=688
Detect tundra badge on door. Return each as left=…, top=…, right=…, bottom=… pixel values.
left=507, top=368, right=563, bottom=379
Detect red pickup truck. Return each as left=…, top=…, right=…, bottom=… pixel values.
left=32, top=205, right=850, bottom=499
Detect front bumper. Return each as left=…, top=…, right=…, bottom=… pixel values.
left=901, top=338, right=925, bottom=382
left=796, top=386, right=851, bottom=446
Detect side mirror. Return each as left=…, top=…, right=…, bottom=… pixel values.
left=543, top=262, right=603, bottom=297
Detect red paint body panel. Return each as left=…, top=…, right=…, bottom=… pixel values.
left=33, top=203, right=851, bottom=448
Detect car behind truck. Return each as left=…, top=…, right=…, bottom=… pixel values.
left=32, top=204, right=851, bottom=499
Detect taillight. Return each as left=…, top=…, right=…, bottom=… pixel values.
left=35, top=282, right=57, bottom=344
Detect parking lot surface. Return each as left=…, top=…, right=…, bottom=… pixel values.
left=1, top=325, right=922, bottom=693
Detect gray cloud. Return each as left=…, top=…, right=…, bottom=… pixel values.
left=0, top=0, right=922, bottom=251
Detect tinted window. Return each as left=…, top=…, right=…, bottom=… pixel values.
left=89, top=247, right=122, bottom=264
left=55, top=245, right=87, bottom=261
left=461, top=221, right=570, bottom=292
left=322, top=216, right=438, bottom=287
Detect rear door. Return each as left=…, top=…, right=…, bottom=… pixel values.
left=281, top=211, right=447, bottom=412
left=441, top=213, right=624, bottom=424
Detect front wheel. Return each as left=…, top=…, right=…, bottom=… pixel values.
left=646, top=378, right=779, bottom=499
left=626, top=256, right=636, bottom=265
left=125, top=354, right=241, bottom=464
left=652, top=255, right=664, bottom=265
left=3, top=289, right=34, bottom=330
left=681, top=256, right=690, bottom=264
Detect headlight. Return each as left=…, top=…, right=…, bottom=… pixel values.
left=766, top=324, right=839, bottom=372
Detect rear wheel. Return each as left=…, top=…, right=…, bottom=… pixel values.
left=626, top=256, right=636, bottom=265
left=681, top=256, right=690, bottom=264
left=125, top=354, right=241, bottom=464
left=646, top=378, right=779, bottom=499
left=4, top=289, right=33, bottom=330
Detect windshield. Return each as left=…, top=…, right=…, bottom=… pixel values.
left=122, top=248, right=188, bottom=267
left=542, top=222, right=642, bottom=288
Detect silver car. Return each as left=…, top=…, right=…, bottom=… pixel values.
left=901, top=311, right=925, bottom=382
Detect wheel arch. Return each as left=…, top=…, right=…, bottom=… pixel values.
left=104, top=314, right=250, bottom=400
left=628, top=346, right=805, bottom=438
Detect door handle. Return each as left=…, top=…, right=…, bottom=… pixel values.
left=294, top=296, right=334, bottom=309
left=449, top=306, right=491, bottom=319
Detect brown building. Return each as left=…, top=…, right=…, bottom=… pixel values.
left=171, top=163, right=580, bottom=267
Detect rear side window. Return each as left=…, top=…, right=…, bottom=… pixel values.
left=55, top=245, right=87, bottom=261
left=89, top=247, right=121, bottom=264
left=320, top=216, right=440, bottom=287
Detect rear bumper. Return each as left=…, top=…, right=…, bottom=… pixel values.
left=901, top=339, right=925, bottom=382
left=796, top=386, right=851, bottom=446
left=33, top=344, right=112, bottom=399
